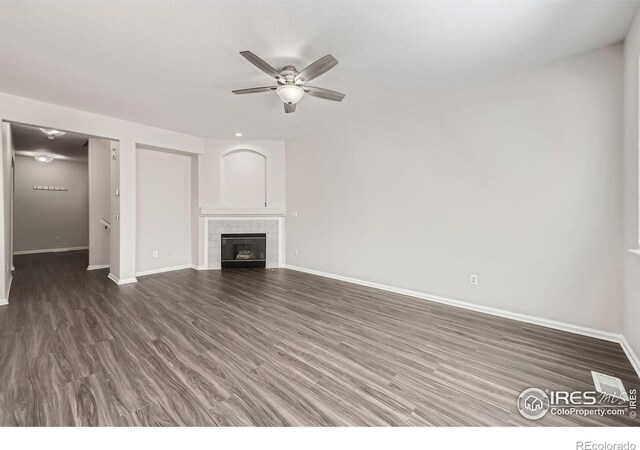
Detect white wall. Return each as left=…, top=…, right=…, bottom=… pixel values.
left=623, top=13, right=640, bottom=359
left=200, top=138, right=285, bottom=212
left=221, top=149, right=267, bottom=208
left=13, top=156, right=88, bottom=252
left=88, top=138, right=111, bottom=268
left=190, top=155, right=201, bottom=268
left=136, top=148, right=192, bottom=274
left=0, top=122, right=14, bottom=302
left=286, top=44, right=624, bottom=332
left=109, top=141, right=120, bottom=280
left=0, top=92, right=205, bottom=288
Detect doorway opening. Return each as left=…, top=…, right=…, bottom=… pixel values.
left=6, top=121, right=115, bottom=276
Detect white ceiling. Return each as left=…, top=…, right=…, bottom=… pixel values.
left=12, top=123, right=89, bottom=163
left=0, top=1, right=637, bottom=141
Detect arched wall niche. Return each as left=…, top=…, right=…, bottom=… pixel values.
left=220, top=148, right=267, bottom=207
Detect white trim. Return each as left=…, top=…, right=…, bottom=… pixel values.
left=284, top=264, right=640, bottom=379
left=108, top=273, right=138, bottom=285
left=199, top=206, right=286, bottom=216
left=279, top=217, right=286, bottom=267
left=135, top=264, right=193, bottom=277
left=191, top=264, right=209, bottom=271
left=6, top=274, right=12, bottom=299
left=284, top=264, right=626, bottom=342
left=628, top=248, right=640, bottom=257
left=203, top=216, right=284, bottom=270
left=87, top=264, right=110, bottom=271
left=13, top=246, right=89, bottom=255
left=620, top=336, right=640, bottom=379
left=0, top=275, right=13, bottom=306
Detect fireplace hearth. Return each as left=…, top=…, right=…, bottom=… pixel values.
left=221, top=233, right=266, bottom=269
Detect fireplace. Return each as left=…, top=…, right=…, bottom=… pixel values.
left=221, top=233, right=266, bottom=269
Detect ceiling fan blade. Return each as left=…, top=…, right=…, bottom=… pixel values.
left=232, top=86, right=278, bottom=95
left=295, top=55, right=338, bottom=82
left=239, top=51, right=282, bottom=79
left=304, top=86, right=345, bottom=102
left=284, top=103, right=296, bottom=114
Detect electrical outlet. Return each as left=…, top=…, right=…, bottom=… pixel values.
left=470, top=274, right=479, bottom=286
left=152, top=250, right=158, bottom=258
left=168, top=249, right=173, bottom=257
left=56, top=236, right=62, bottom=242
left=294, top=248, right=299, bottom=256
left=291, top=211, right=299, bottom=218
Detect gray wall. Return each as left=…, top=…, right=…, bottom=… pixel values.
left=623, top=13, right=640, bottom=359
left=135, top=148, right=191, bottom=274
left=88, top=138, right=110, bottom=268
left=14, top=155, right=88, bottom=252
left=286, top=44, right=624, bottom=332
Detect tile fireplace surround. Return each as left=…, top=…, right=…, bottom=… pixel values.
left=205, top=218, right=283, bottom=269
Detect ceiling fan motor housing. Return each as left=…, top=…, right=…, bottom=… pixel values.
left=279, top=66, right=302, bottom=85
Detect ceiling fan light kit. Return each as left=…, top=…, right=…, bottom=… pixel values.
left=276, top=85, right=305, bottom=105
left=233, top=51, right=345, bottom=113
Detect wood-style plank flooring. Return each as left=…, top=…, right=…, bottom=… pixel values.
left=0, top=250, right=637, bottom=426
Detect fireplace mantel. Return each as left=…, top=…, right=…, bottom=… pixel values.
left=199, top=206, right=286, bottom=216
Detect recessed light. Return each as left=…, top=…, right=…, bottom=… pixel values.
left=39, top=128, right=66, bottom=140
left=234, top=132, right=243, bottom=137
left=34, top=154, right=54, bottom=163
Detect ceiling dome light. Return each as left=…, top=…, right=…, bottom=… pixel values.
left=34, top=154, right=54, bottom=163
left=276, top=85, right=305, bottom=105
left=39, top=128, right=66, bottom=140
left=234, top=132, right=243, bottom=137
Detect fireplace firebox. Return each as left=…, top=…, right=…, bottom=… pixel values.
left=221, top=233, right=266, bottom=269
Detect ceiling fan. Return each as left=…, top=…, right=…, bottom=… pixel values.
left=232, top=51, right=345, bottom=114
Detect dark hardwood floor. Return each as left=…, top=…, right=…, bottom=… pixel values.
left=0, top=250, right=637, bottom=426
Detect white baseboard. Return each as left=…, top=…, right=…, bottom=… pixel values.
left=135, top=264, right=193, bottom=277
left=191, top=264, right=209, bottom=270
left=0, top=275, right=13, bottom=306
left=285, top=264, right=620, bottom=343
left=108, top=273, right=138, bottom=285
left=87, top=264, right=110, bottom=271
left=14, top=246, right=89, bottom=255
left=6, top=274, right=12, bottom=300
left=620, top=336, right=640, bottom=379
left=285, top=264, right=640, bottom=380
